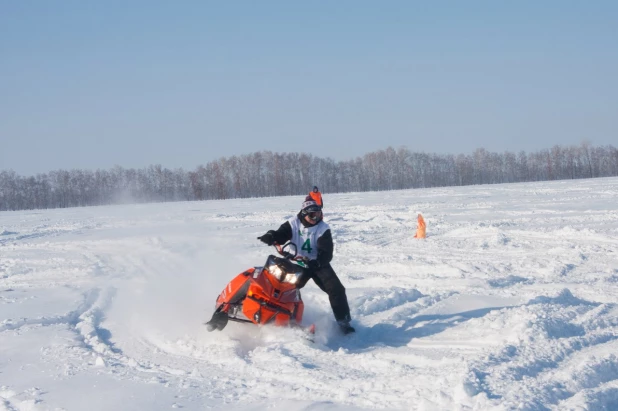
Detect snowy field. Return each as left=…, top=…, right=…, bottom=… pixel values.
left=2, top=177, right=618, bottom=411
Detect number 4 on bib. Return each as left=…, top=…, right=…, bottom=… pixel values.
left=301, top=239, right=313, bottom=254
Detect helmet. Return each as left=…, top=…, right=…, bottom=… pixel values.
left=301, top=200, right=322, bottom=223
left=313, top=186, right=319, bottom=192
left=301, top=200, right=319, bottom=212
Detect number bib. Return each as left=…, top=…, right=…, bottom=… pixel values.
left=287, top=217, right=330, bottom=260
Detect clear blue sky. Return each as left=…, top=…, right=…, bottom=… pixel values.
left=1, top=1, right=617, bottom=175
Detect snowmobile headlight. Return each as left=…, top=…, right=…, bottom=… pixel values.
left=268, top=264, right=284, bottom=281
left=282, top=272, right=302, bottom=285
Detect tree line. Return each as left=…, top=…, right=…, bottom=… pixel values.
left=1, top=142, right=617, bottom=211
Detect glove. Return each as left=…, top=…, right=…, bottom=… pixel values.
left=257, top=230, right=276, bottom=246
left=307, top=259, right=321, bottom=272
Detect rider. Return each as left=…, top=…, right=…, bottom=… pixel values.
left=257, top=200, right=355, bottom=334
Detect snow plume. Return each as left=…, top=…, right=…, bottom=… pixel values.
left=109, top=234, right=239, bottom=343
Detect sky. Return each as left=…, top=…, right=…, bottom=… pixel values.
left=2, top=177, right=618, bottom=410
left=1, top=1, right=617, bottom=176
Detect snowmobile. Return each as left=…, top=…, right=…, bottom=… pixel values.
left=206, top=242, right=313, bottom=333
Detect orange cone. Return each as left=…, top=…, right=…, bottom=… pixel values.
left=413, top=213, right=426, bottom=239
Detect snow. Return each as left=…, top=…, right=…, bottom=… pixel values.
left=2, top=177, right=618, bottom=410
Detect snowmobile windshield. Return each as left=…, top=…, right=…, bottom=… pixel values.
left=264, top=255, right=305, bottom=285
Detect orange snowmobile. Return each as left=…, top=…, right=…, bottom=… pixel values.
left=206, top=243, right=312, bottom=333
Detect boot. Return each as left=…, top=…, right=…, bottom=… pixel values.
left=337, top=320, right=355, bottom=335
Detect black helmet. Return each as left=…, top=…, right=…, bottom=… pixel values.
left=301, top=200, right=322, bottom=223
left=313, top=186, right=319, bottom=192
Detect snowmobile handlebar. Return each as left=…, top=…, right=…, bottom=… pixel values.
left=274, top=242, right=308, bottom=263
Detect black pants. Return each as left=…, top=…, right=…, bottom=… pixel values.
left=298, top=264, right=351, bottom=323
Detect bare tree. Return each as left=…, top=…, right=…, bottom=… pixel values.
left=3, top=143, right=618, bottom=211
